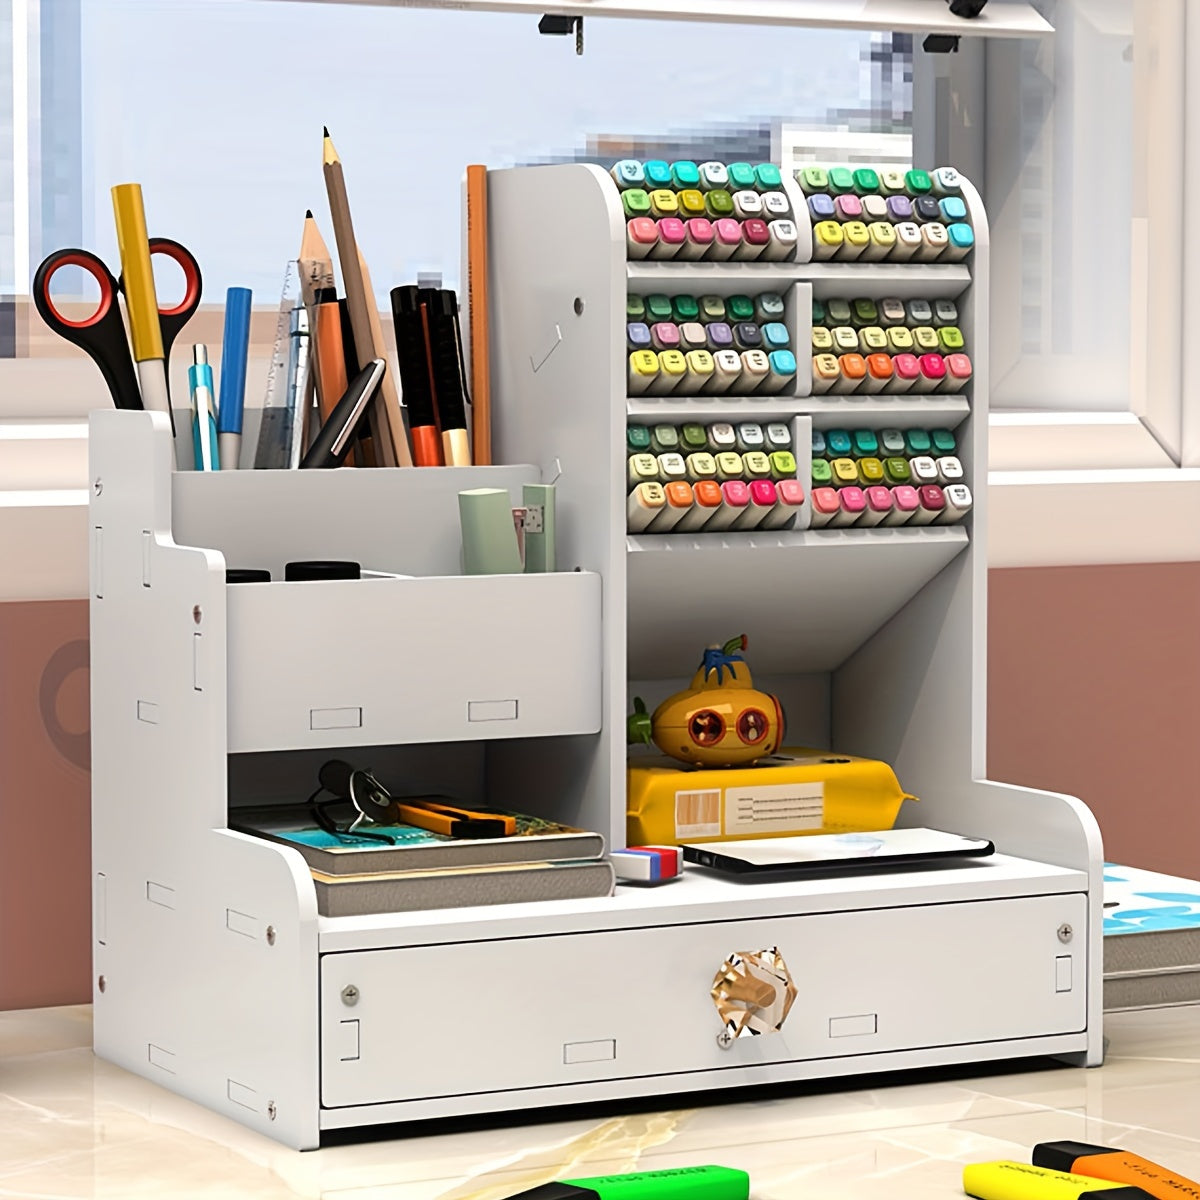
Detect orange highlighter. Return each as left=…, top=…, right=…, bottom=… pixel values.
left=312, top=288, right=353, bottom=465
left=1032, top=1143, right=1199, bottom=1200
left=394, top=799, right=517, bottom=839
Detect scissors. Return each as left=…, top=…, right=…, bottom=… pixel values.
left=32, top=238, right=203, bottom=426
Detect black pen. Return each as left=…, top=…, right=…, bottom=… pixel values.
left=300, top=359, right=386, bottom=468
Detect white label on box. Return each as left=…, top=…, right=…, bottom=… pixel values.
left=723, top=782, right=825, bottom=835
left=675, top=789, right=721, bottom=839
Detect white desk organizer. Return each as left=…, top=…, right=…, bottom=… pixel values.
left=91, top=165, right=1103, bottom=1151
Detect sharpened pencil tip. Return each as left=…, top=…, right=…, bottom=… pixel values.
left=305, top=208, right=313, bottom=219
left=323, top=126, right=330, bottom=137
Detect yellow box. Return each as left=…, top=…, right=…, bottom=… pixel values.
left=627, top=748, right=916, bottom=846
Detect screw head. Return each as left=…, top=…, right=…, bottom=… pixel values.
left=341, top=984, right=359, bottom=1006
left=97, top=975, right=106, bottom=993
left=265, top=925, right=276, bottom=946
left=93, top=478, right=103, bottom=496
left=716, top=1028, right=734, bottom=1050
left=1057, top=923, right=1074, bottom=944
left=267, top=1101, right=277, bottom=1121
left=573, top=296, right=585, bottom=316
left=193, top=605, right=202, bottom=625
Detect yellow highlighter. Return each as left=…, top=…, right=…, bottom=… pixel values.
left=964, top=1162, right=1157, bottom=1200
left=111, top=183, right=171, bottom=420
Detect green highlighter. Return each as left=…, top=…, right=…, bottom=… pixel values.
left=509, top=1165, right=751, bottom=1200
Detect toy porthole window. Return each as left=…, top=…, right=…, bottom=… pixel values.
left=736, top=708, right=769, bottom=745
left=689, top=709, right=725, bottom=746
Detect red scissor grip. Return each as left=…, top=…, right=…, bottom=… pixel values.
left=148, top=238, right=202, bottom=318
left=35, top=252, right=116, bottom=330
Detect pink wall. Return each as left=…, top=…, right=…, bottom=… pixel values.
left=3, top=566, right=1198, bottom=1008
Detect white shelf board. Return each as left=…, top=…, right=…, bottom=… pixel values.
left=278, top=0, right=1052, bottom=35
left=804, top=262, right=973, bottom=300
left=626, top=525, right=969, bottom=674
left=627, top=395, right=970, bottom=430
left=317, top=852, right=1085, bottom=953
left=627, top=261, right=803, bottom=296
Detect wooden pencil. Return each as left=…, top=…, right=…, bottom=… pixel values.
left=298, top=208, right=335, bottom=309
left=322, top=128, right=409, bottom=467
left=466, top=164, right=491, bottom=465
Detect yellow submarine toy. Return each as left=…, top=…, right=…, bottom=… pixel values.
left=628, top=635, right=784, bottom=767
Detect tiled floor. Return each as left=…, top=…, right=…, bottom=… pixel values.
left=1, top=1004, right=1198, bottom=1199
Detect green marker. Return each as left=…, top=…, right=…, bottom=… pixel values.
left=811, top=297, right=826, bottom=325
left=646, top=294, right=673, bottom=322
left=797, top=166, right=829, bottom=194
left=882, top=456, right=911, bottom=486
left=509, top=1165, right=750, bottom=1200
left=938, top=326, right=965, bottom=352
left=699, top=295, right=726, bottom=323
left=754, top=163, right=783, bottom=191
left=626, top=296, right=646, bottom=320
left=621, top=189, right=652, bottom=219
left=827, top=166, right=855, bottom=195
left=627, top=424, right=652, bottom=453
left=672, top=294, right=700, bottom=323
left=825, top=298, right=852, bottom=326
left=905, top=168, right=933, bottom=196
left=811, top=458, right=833, bottom=486
left=650, top=424, right=680, bottom=454
left=705, top=189, right=735, bottom=219
left=727, top=294, right=755, bottom=323
left=727, top=162, right=757, bottom=190
left=851, top=298, right=878, bottom=327
left=931, top=428, right=958, bottom=454
left=851, top=429, right=879, bottom=458
left=670, top=160, right=700, bottom=189
left=852, top=166, right=880, bottom=195
left=755, top=293, right=786, bottom=323
left=680, top=423, right=709, bottom=453
left=769, top=449, right=797, bottom=480
left=905, top=428, right=933, bottom=456
left=879, top=428, right=906, bottom=456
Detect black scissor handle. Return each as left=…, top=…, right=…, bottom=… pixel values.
left=144, top=237, right=203, bottom=355
left=32, top=249, right=142, bottom=411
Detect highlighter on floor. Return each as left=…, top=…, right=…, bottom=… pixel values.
left=964, top=1163, right=1157, bottom=1200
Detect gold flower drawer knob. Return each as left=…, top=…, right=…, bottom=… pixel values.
left=711, top=947, right=797, bottom=1048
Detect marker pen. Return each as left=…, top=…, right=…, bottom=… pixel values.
left=706, top=349, right=743, bottom=393
left=945, top=223, right=976, bottom=260
left=732, top=190, right=764, bottom=221
left=763, top=220, right=798, bottom=261
left=628, top=453, right=660, bottom=489
left=811, top=458, right=833, bottom=488
left=709, top=218, right=743, bottom=261
left=648, top=189, right=679, bottom=220
left=727, top=162, right=757, bottom=191
left=914, top=352, right=947, bottom=392
left=825, top=429, right=852, bottom=457
left=680, top=423, right=709, bottom=453
left=936, top=455, right=964, bottom=485
left=721, top=294, right=752, bottom=322
left=886, top=325, right=915, bottom=353
left=848, top=167, right=877, bottom=196
left=912, top=195, right=942, bottom=223
left=931, top=166, right=963, bottom=196
left=837, top=221, right=870, bottom=260
left=761, top=191, right=792, bottom=219
left=700, top=295, right=726, bottom=323
left=882, top=484, right=920, bottom=525
left=735, top=350, right=771, bottom=393
left=864, top=221, right=898, bottom=260
left=699, top=162, right=730, bottom=192
left=965, top=1163, right=1159, bottom=1200
left=754, top=163, right=783, bottom=192
left=886, top=195, right=914, bottom=223
left=811, top=353, right=841, bottom=393
left=857, top=457, right=885, bottom=487
left=830, top=456, right=859, bottom=487
left=670, top=161, right=701, bottom=190
left=731, top=478, right=777, bottom=529
left=188, top=345, right=219, bottom=472
left=755, top=293, right=786, bottom=323
left=627, top=424, right=652, bottom=453
left=909, top=455, right=939, bottom=485
left=761, top=477, right=805, bottom=529
left=732, top=322, right=763, bottom=351
left=627, top=295, right=647, bottom=320
left=622, top=189, right=652, bottom=220
left=650, top=423, right=680, bottom=454
left=905, top=169, right=932, bottom=196
left=809, top=193, right=836, bottom=223
left=938, top=196, right=968, bottom=224
left=910, top=484, right=946, bottom=525
left=705, top=189, right=735, bottom=220
left=627, top=217, right=659, bottom=259
left=678, top=217, right=716, bottom=260
left=905, top=428, right=933, bottom=456
left=673, top=294, right=701, bottom=322
left=628, top=350, right=660, bottom=393
left=879, top=429, right=905, bottom=456
left=827, top=166, right=855, bottom=195
left=627, top=481, right=666, bottom=531
left=859, top=485, right=894, bottom=526
left=217, top=286, right=252, bottom=468
left=735, top=422, right=765, bottom=453
left=931, top=429, right=957, bottom=455
left=769, top=449, right=797, bottom=479
left=832, top=485, right=867, bottom=526
left=646, top=480, right=695, bottom=533
left=610, top=160, right=646, bottom=190
left=643, top=160, right=672, bottom=189
left=933, top=300, right=959, bottom=326
left=761, top=322, right=791, bottom=351
left=763, top=350, right=797, bottom=394
left=707, top=480, right=751, bottom=531
left=628, top=322, right=653, bottom=350
left=685, top=450, right=718, bottom=483
left=706, top=321, right=734, bottom=353
left=645, top=294, right=673, bottom=322
left=678, top=321, right=708, bottom=352
left=681, top=350, right=715, bottom=396
left=812, top=326, right=835, bottom=354
left=742, top=451, right=772, bottom=481
left=651, top=218, right=687, bottom=259
left=734, top=219, right=771, bottom=260
left=834, top=194, right=864, bottom=223
left=938, top=326, right=965, bottom=352
left=809, top=486, right=841, bottom=527
left=890, top=222, right=922, bottom=261
left=861, top=195, right=889, bottom=223
left=825, top=299, right=852, bottom=326
left=832, top=326, right=860, bottom=354
left=863, top=352, right=894, bottom=392
left=657, top=452, right=687, bottom=485
left=651, top=350, right=687, bottom=393
left=676, top=478, right=723, bottom=531
left=937, top=482, right=972, bottom=523
left=878, top=169, right=907, bottom=196
left=889, top=353, right=920, bottom=393
left=850, top=429, right=878, bottom=457
left=912, top=326, right=941, bottom=353
left=650, top=322, right=681, bottom=352
left=812, top=220, right=844, bottom=260
left=906, top=299, right=934, bottom=325
left=916, top=223, right=949, bottom=261
left=766, top=423, right=792, bottom=450
left=834, top=353, right=866, bottom=393
left=797, top=166, right=829, bottom=194
left=707, top=422, right=737, bottom=452
left=882, top=456, right=911, bottom=486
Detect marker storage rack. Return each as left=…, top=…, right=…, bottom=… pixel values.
left=90, top=163, right=1103, bottom=1150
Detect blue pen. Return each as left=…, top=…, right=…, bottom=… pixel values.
left=188, top=345, right=219, bottom=471
left=217, top=286, right=252, bottom=469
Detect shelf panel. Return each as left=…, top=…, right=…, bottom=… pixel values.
left=627, top=261, right=803, bottom=296
left=803, top=262, right=972, bottom=300
left=626, top=526, right=969, bottom=675
left=627, top=395, right=970, bottom=430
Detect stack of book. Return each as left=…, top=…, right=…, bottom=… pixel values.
left=233, top=804, right=613, bottom=917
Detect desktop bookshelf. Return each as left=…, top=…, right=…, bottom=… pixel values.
left=89, top=165, right=1104, bottom=1151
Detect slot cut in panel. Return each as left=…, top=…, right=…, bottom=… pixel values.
left=136, top=700, right=159, bottom=724
left=468, top=699, right=518, bottom=723
left=225, top=909, right=257, bottom=939
left=563, top=1039, right=616, bottom=1064
left=148, top=1044, right=176, bottom=1073
left=146, top=881, right=175, bottom=909
left=310, top=707, right=363, bottom=731
left=227, top=1079, right=258, bottom=1110
left=142, top=530, right=152, bottom=586
left=828, top=1014, right=878, bottom=1038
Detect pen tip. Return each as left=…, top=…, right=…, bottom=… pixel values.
left=323, top=125, right=330, bottom=137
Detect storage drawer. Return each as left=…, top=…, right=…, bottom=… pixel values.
left=225, top=570, right=601, bottom=751
left=319, top=893, right=1087, bottom=1107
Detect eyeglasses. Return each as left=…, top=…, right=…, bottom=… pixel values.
left=307, top=758, right=397, bottom=845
